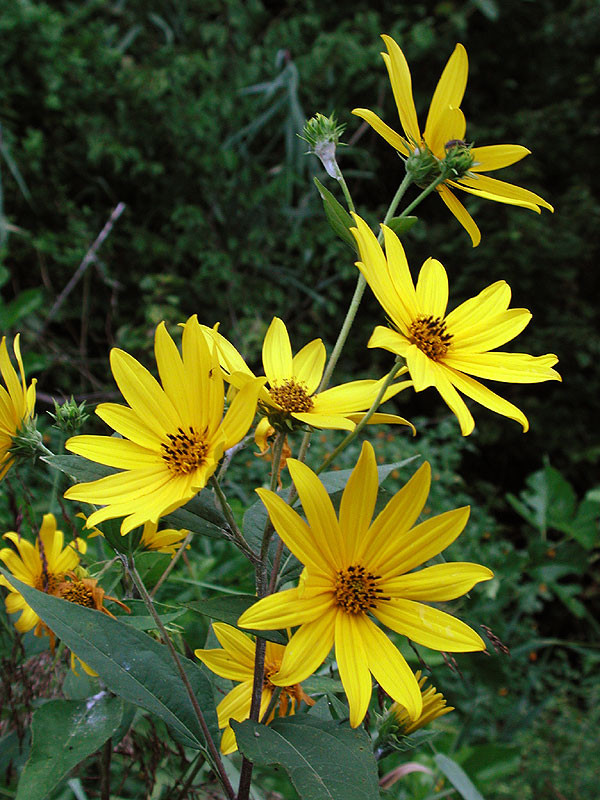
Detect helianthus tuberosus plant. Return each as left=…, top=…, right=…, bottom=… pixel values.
left=0, top=30, right=560, bottom=800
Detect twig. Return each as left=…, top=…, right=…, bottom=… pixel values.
left=39, top=202, right=126, bottom=337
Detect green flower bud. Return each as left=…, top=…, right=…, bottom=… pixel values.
left=48, top=396, right=89, bottom=435
left=404, top=144, right=441, bottom=187
left=300, top=112, right=346, bottom=179
left=440, top=139, right=475, bottom=179
left=9, top=416, right=45, bottom=464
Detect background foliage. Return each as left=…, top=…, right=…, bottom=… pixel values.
left=0, top=0, right=598, bottom=798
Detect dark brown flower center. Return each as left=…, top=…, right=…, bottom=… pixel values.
left=59, top=580, right=95, bottom=607
left=35, top=572, right=61, bottom=594
left=161, top=426, right=209, bottom=474
left=269, top=380, right=314, bottom=413
left=334, top=564, right=388, bottom=614
left=409, top=315, right=452, bottom=361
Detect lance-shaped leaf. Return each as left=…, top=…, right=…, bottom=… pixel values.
left=0, top=570, right=218, bottom=750
left=314, top=177, right=356, bottom=250
left=385, top=216, right=418, bottom=237
left=186, top=593, right=286, bottom=644
left=16, top=695, right=123, bottom=800
left=233, top=716, right=380, bottom=800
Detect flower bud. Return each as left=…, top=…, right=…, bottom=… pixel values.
left=300, top=112, right=346, bottom=179
left=48, top=396, right=89, bottom=435
left=441, top=139, right=475, bottom=179
left=405, top=144, right=441, bottom=187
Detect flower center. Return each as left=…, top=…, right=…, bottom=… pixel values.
left=334, top=564, right=387, bottom=614
left=58, top=580, right=95, bottom=607
left=161, top=426, right=209, bottom=474
left=409, top=315, right=452, bottom=361
left=269, top=380, right=314, bottom=413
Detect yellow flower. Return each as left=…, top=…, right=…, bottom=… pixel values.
left=351, top=214, right=561, bottom=435
left=239, top=441, right=492, bottom=727
left=0, top=513, right=86, bottom=633
left=201, top=317, right=414, bottom=451
left=353, top=35, right=553, bottom=246
left=64, top=316, right=265, bottom=534
left=390, top=670, right=453, bottom=734
left=0, top=334, right=37, bottom=480
left=195, top=623, right=314, bottom=754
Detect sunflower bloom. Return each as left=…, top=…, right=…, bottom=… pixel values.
left=0, top=334, right=37, bottom=480
left=353, top=35, right=553, bottom=246
left=239, top=442, right=492, bottom=727
left=351, top=215, right=561, bottom=435
left=201, top=317, right=413, bottom=451
left=195, top=623, right=314, bottom=754
left=0, top=513, right=86, bottom=633
left=64, top=316, right=264, bottom=534
left=391, top=670, right=454, bottom=734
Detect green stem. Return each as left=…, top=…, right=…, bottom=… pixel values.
left=126, top=558, right=236, bottom=800
left=316, top=359, right=405, bottom=474
left=335, top=169, right=356, bottom=213
left=209, top=476, right=258, bottom=565
left=397, top=173, right=446, bottom=219
left=258, top=432, right=285, bottom=595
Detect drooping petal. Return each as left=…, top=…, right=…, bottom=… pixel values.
left=217, top=680, right=253, bottom=729
left=424, top=43, right=468, bottom=151
left=470, top=144, right=531, bottom=172
left=220, top=377, right=264, bottom=450
left=415, top=258, right=448, bottom=319
left=452, top=175, right=550, bottom=212
left=380, top=562, right=493, bottom=600
left=406, top=345, right=439, bottom=392
left=339, top=441, right=379, bottom=564
left=312, top=377, right=406, bottom=415
left=238, top=588, right=330, bottom=630
left=357, top=462, right=431, bottom=568
left=357, top=615, right=422, bottom=720
left=381, top=35, right=421, bottom=145
left=291, top=339, right=326, bottom=395
left=430, top=366, right=475, bottom=435
left=375, top=599, right=486, bottom=652
left=290, top=412, right=355, bottom=431
left=263, top=318, right=293, bottom=384
left=334, top=611, right=372, bottom=727
left=272, top=607, right=336, bottom=686
left=351, top=108, right=410, bottom=155
left=443, top=367, right=529, bottom=431
left=444, top=281, right=511, bottom=336
left=437, top=185, right=481, bottom=247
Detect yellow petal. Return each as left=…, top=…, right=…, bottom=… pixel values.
left=357, top=462, right=431, bottom=568
left=381, top=562, right=493, bottom=600
left=444, top=280, right=511, bottom=335
left=406, top=345, right=439, bottom=392
left=212, top=623, right=257, bottom=666
left=313, top=378, right=403, bottom=415
left=220, top=726, right=238, bottom=755
left=154, top=322, right=193, bottom=429
left=339, top=442, right=379, bottom=564
left=444, top=351, right=561, bottom=383
left=263, top=318, right=293, bottom=384
left=451, top=309, right=532, bottom=352
left=292, top=339, right=326, bottom=395
left=437, top=184, right=481, bottom=247
left=272, top=607, right=336, bottom=686
left=415, top=258, right=448, bottom=319
left=375, top=599, right=486, bottom=652
left=181, top=317, right=225, bottom=435
left=287, top=459, right=346, bottom=566
left=217, top=681, right=253, bottom=728
left=94, top=403, right=159, bottom=451
left=64, top=435, right=160, bottom=470
left=382, top=505, right=471, bottom=578
left=345, top=411, right=415, bottom=434
left=381, top=35, right=421, bottom=145
left=428, top=106, right=466, bottom=156
left=424, top=43, right=468, bottom=151
left=334, top=611, right=372, bottom=727
left=220, top=377, right=263, bottom=450
left=238, top=588, right=329, bottom=630
left=290, top=412, right=355, bottom=432
left=381, top=224, right=420, bottom=323
left=255, top=488, right=333, bottom=575
left=358, top=615, right=422, bottom=720
left=452, top=175, right=551, bottom=212
left=430, top=366, right=475, bottom=435
left=194, top=649, right=253, bottom=681
left=470, top=144, right=530, bottom=172
left=367, top=326, right=409, bottom=357
left=443, top=367, right=529, bottom=431
left=351, top=108, right=410, bottom=155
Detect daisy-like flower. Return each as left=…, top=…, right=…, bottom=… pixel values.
left=195, top=623, right=314, bottom=754
left=351, top=214, right=561, bottom=435
left=390, top=670, right=453, bottom=734
left=64, top=316, right=265, bottom=534
left=239, top=441, right=493, bottom=727
left=201, top=317, right=413, bottom=451
left=0, top=334, right=37, bottom=480
left=0, top=513, right=86, bottom=633
left=353, top=35, right=553, bottom=246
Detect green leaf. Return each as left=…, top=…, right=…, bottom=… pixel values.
left=112, top=599, right=186, bottom=630
left=313, top=177, right=356, bottom=250
left=42, top=454, right=117, bottom=483
left=0, top=570, right=218, bottom=750
left=186, top=593, right=286, bottom=644
left=16, top=695, right=123, bottom=800
left=434, top=753, right=485, bottom=800
left=233, top=716, right=380, bottom=800
left=385, top=216, right=418, bottom=237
